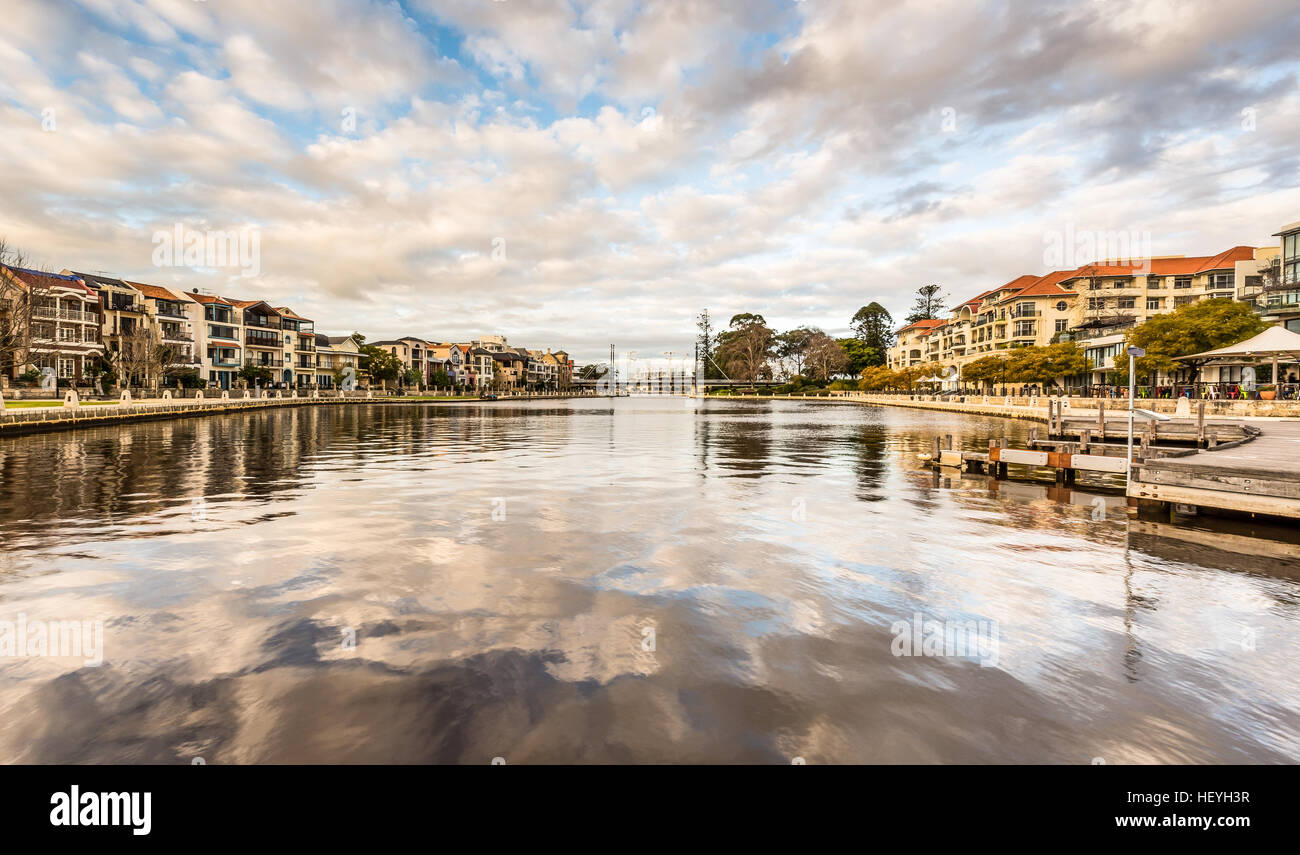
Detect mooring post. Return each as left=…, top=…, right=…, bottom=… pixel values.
left=1097, top=400, right=1105, bottom=441
left=933, top=436, right=942, bottom=461
left=1079, top=428, right=1089, bottom=453
left=1197, top=401, right=1206, bottom=447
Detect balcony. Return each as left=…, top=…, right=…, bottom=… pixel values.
left=244, top=315, right=281, bottom=330
left=244, top=332, right=281, bottom=348
left=245, top=357, right=284, bottom=368
left=33, top=306, right=96, bottom=323
left=109, top=301, right=145, bottom=313
left=161, top=329, right=193, bottom=342
left=156, top=305, right=187, bottom=319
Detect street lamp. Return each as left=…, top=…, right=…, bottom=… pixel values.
left=1126, top=345, right=1172, bottom=479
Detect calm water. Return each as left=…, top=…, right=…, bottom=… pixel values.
left=1, top=397, right=1298, bottom=764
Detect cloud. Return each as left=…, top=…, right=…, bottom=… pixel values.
left=0, top=0, right=1296, bottom=360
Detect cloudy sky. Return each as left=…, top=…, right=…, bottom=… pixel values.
left=1, top=0, right=1298, bottom=363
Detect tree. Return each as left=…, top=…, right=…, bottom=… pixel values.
left=0, top=240, right=49, bottom=382
left=360, top=345, right=402, bottom=389
left=696, top=309, right=723, bottom=380
left=238, top=363, right=273, bottom=387
left=961, top=355, right=1008, bottom=389
left=579, top=363, right=607, bottom=380
left=716, top=313, right=774, bottom=387
left=430, top=369, right=453, bottom=388
left=775, top=327, right=818, bottom=378
left=851, top=303, right=894, bottom=359
left=804, top=332, right=849, bottom=381
left=904, top=284, right=948, bottom=326
left=837, top=337, right=879, bottom=377
left=1004, top=342, right=1089, bottom=387
left=1126, top=299, right=1267, bottom=382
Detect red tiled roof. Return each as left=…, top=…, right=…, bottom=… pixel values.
left=125, top=280, right=186, bottom=302
left=185, top=292, right=232, bottom=305
left=897, top=318, right=947, bottom=334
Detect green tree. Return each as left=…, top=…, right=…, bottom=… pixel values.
left=238, top=363, right=272, bottom=387
left=716, top=313, right=774, bottom=387
left=904, top=284, right=948, bottom=326
left=430, top=369, right=453, bottom=388
left=1126, top=299, right=1267, bottom=382
left=837, top=337, right=879, bottom=377
left=851, top=302, right=894, bottom=358
left=775, top=327, right=818, bottom=377
left=360, top=345, right=402, bottom=389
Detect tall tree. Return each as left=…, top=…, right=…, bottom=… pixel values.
left=696, top=309, right=722, bottom=380
left=836, top=338, right=879, bottom=377
left=851, top=302, right=895, bottom=359
left=716, top=313, right=774, bottom=387
left=904, top=284, right=948, bottom=325
left=0, top=240, right=47, bottom=382
left=775, top=326, right=818, bottom=378
left=1127, top=299, right=1267, bottom=382
left=804, top=332, right=849, bottom=381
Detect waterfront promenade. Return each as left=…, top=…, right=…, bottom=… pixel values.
left=0, top=390, right=597, bottom=436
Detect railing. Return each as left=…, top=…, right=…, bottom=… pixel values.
left=156, top=306, right=187, bottom=318
left=32, top=307, right=96, bottom=323
left=244, top=316, right=281, bottom=330
left=245, top=358, right=284, bottom=368
left=110, top=302, right=146, bottom=313
left=244, top=333, right=280, bottom=347
left=161, top=331, right=194, bottom=342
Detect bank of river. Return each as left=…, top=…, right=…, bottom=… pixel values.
left=0, top=397, right=1297, bottom=762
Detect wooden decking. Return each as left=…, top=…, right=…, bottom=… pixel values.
left=1129, top=421, right=1300, bottom=520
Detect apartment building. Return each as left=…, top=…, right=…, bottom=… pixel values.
left=887, top=319, right=946, bottom=370
left=275, top=307, right=317, bottom=389
left=427, top=343, right=471, bottom=386
left=127, top=281, right=201, bottom=380
left=314, top=334, right=363, bottom=389
left=71, top=271, right=147, bottom=358
left=886, top=245, right=1267, bottom=381
left=1238, top=223, right=1298, bottom=332
left=0, top=266, right=104, bottom=383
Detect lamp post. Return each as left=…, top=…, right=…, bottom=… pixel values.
left=1127, top=346, right=1143, bottom=478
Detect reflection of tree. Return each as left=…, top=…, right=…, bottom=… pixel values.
left=851, top=424, right=889, bottom=502
left=695, top=403, right=771, bottom=478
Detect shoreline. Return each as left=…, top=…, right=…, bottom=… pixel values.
left=0, top=393, right=600, bottom=437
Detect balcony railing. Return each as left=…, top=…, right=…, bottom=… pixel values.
left=245, top=357, right=284, bottom=368
left=244, top=316, right=281, bottom=330
left=32, top=306, right=96, bottom=323
left=162, top=331, right=194, bottom=342
left=245, top=333, right=281, bottom=347
left=110, top=302, right=146, bottom=313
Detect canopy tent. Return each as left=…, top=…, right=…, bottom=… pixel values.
left=1178, top=325, right=1300, bottom=385
left=916, top=375, right=947, bottom=383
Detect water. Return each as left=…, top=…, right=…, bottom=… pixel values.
left=0, top=397, right=1297, bottom=763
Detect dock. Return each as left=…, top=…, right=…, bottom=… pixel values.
left=1129, top=421, right=1300, bottom=520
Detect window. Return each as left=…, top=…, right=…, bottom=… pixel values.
left=1014, top=320, right=1035, bottom=337
left=1147, top=297, right=1161, bottom=310
left=1055, top=301, right=1068, bottom=312
left=1209, top=272, right=1233, bottom=290
left=1087, top=298, right=1105, bottom=310
left=1173, top=276, right=1192, bottom=289
left=1175, top=295, right=1195, bottom=307
left=58, top=358, right=76, bottom=378
left=1112, top=279, right=1128, bottom=289
left=1118, top=297, right=1135, bottom=309
left=1147, top=276, right=1162, bottom=288
left=1055, top=319, right=1068, bottom=332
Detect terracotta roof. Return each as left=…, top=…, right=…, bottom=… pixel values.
left=185, top=292, right=233, bottom=305
left=897, top=319, right=947, bottom=334
left=125, top=280, right=186, bottom=302
left=1064, top=246, right=1257, bottom=279
left=997, top=269, right=1076, bottom=301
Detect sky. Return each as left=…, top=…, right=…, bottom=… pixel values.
left=1, top=0, right=1298, bottom=365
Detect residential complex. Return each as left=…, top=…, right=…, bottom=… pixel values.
left=887, top=229, right=1291, bottom=386
left=0, top=264, right=574, bottom=393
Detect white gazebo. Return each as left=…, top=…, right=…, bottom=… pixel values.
left=1179, top=325, right=1300, bottom=387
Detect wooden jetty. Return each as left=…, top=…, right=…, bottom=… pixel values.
left=1128, top=421, right=1300, bottom=520
left=926, top=415, right=1300, bottom=521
